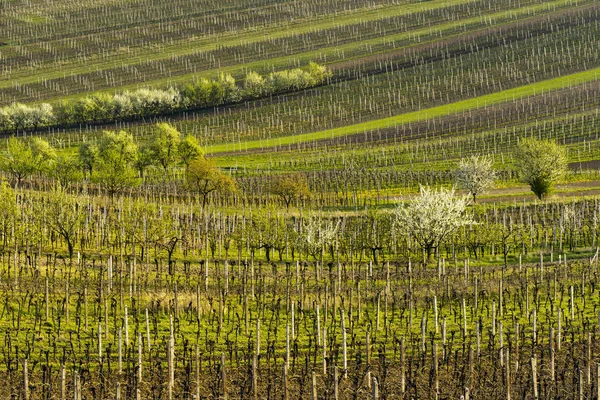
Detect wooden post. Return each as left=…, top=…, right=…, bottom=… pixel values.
left=125, top=306, right=129, bottom=345
left=98, top=323, right=103, bottom=363
left=434, top=295, right=438, bottom=334
left=434, top=343, right=439, bottom=399
left=138, top=332, right=143, bottom=384
left=401, top=337, right=405, bottom=395
left=557, top=309, right=562, bottom=351
left=578, top=368, right=583, bottom=400
left=462, top=298, right=467, bottom=338
left=60, top=364, right=66, bottom=400
left=84, top=287, right=88, bottom=332
left=515, top=323, right=520, bottom=372
left=45, top=277, right=49, bottom=321
left=323, top=327, right=327, bottom=375
left=316, top=305, right=321, bottom=346
left=372, top=376, right=379, bottom=400
left=596, top=363, right=600, bottom=400
left=74, top=372, right=81, bottom=400
left=421, top=314, right=426, bottom=352
left=570, top=286, right=575, bottom=320
left=588, top=332, right=592, bottom=385
left=376, top=292, right=380, bottom=331
left=168, top=328, right=174, bottom=400
left=285, top=324, right=290, bottom=370
left=196, top=345, right=201, bottom=400
left=118, top=328, right=123, bottom=373
left=341, top=308, right=347, bottom=378
left=550, top=328, right=555, bottom=382
left=146, top=308, right=151, bottom=351
left=221, top=353, right=227, bottom=400
left=253, top=354, right=258, bottom=400
left=312, top=371, right=318, bottom=400
left=532, top=309, right=537, bottom=345
left=366, top=330, right=371, bottom=365
left=334, top=366, right=339, bottom=400
left=468, top=346, right=473, bottom=386
left=531, top=357, right=538, bottom=400
left=475, top=321, right=480, bottom=358
left=23, top=359, right=29, bottom=400
left=506, top=348, right=511, bottom=400
left=283, top=363, right=289, bottom=400
left=256, top=319, right=261, bottom=357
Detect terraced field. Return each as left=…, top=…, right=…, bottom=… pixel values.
left=3, top=0, right=600, bottom=398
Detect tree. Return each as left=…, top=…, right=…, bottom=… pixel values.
left=0, top=137, right=36, bottom=187
left=7, top=103, right=34, bottom=131
left=180, top=78, right=213, bottom=108
left=135, top=143, right=155, bottom=179
left=38, top=187, right=83, bottom=260
left=92, top=130, right=138, bottom=198
left=0, top=181, right=18, bottom=249
left=270, top=173, right=311, bottom=208
left=212, top=73, right=240, bottom=103
left=178, top=135, right=203, bottom=171
left=52, top=155, right=83, bottom=187
left=150, top=122, right=181, bottom=172
left=97, top=130, right=138, bottom=168
left=356, top=210, right=394, bottom=265
left=73, top=97, right=100, bottom=124
left=79, top=142, right=99, bottom=178
left=30, top=137, right=57, bottom=173
left=515, top=138, right=567, bottom=200
left=299, top=214, right=339, bottom=261
left=395, top=186, right=471, bottom=262
left=243, top=71, right=266, bottom=98
left=454, top=155, right=496, bottom=203
left=306, top=62, right=331, bottom=85
left=185, top=156, right=236, bottom=208
left=30, top=103, right=54, bottom=130
left=244, top=208, right=288, bottom=262
left=0, top=108, right=14, bottom=132
left=0, top=137, right=55, bottom=187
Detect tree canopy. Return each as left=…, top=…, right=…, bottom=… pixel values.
left=395, top=186, right=472, bottom=262
left=454, top=155, right=496, bottom=203
left=185, top=156, right=236, bottom=208
left=515, top=138, right=567, bottom=200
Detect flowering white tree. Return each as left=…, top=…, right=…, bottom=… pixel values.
left=300, top=214, right=339, bottom=260
left=395, top=186, right=472, bottom=262
left=454, top=155, right=496, bottom=203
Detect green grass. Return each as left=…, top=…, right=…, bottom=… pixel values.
left=207, top=66, right=600, bottom=154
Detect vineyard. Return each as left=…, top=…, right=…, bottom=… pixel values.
left=3, top=0, right=600, bottom=398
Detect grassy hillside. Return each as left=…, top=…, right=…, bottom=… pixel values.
left=2, top=0, right=600, bottom=398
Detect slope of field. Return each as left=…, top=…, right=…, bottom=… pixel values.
left=3, top=0, right=600, bottom=398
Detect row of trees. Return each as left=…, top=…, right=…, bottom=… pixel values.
left=0, top=179, right=585, bottom=266
left=0, top=123, right=230, bottom=199
left=0, top=133, right=569, bottom=208
left=0, top=63, right=331, bottom=131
